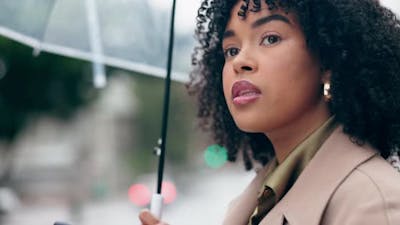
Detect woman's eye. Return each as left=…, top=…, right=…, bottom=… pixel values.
left=224, top=47, right=240, bottom=58
left=261, top=35, right=281, bottom=46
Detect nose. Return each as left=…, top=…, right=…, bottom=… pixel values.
left=232, top=48, right=257, bottom=74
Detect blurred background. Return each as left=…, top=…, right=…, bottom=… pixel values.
left=0, top=0, right=398, bottom=225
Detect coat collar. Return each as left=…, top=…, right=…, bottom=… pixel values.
left=260, top=126, right=378, bottom=225
left=222, top=126, right=378, bottom=225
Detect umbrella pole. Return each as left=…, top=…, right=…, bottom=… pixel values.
left=85, top=0, right=107, bottom=88
left=150, top=0, right=177, bottom=219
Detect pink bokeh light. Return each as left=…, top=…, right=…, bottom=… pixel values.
left=128, top=183, right=151, bottom=206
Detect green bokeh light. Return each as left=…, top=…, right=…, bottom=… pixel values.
left=204, top=144, right=228, bottom=168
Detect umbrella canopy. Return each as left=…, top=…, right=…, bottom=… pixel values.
left=0, top=0, right=198, bottom=86
left=0, top=0, right=199, bottom=219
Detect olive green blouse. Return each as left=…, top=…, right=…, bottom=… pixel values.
left=249, top=116, right=338, bottom=225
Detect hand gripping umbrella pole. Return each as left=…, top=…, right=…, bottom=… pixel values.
left=150, top=0, right=177, bottom=219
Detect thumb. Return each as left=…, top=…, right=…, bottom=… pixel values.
left=139, top=209, right=160, bottom=225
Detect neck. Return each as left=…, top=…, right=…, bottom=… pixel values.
left=265, top=102, right=331, bottom=164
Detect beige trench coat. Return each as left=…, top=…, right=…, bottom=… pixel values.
left=222, top=127, right=400, bottom=225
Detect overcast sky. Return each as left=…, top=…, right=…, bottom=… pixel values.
left=381, top=0, right=400, bottom=13
left=148, top=0, right=201, bottom=32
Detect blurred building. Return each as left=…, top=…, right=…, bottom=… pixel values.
left=3, top=74, right=137, bottom=224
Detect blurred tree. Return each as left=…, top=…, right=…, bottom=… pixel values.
left=129, top=74, right=197, bottom=173
left=0, top=36, right=99, bottom=143
left=0, top=34, right=200, bottom=183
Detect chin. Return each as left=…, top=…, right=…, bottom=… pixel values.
left=235, top=121, right=265, bottom=133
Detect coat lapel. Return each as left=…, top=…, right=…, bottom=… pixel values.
left=222, top=161, right=276, bottom=225
left=260, top=126, right=378, bottom=225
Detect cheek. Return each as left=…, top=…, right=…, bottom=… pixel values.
left=278, top=46, right=322, bottom=95
left=261, top=50, right=323, bottom=115
left=293, top=59, right=322, bottom=95
left=278, top=67, right=321, bottom=107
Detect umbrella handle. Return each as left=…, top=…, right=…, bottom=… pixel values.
left=150, top=193, right=163, bottom=219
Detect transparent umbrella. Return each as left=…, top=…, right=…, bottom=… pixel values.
left=0, top=0, right=200, bottom=221
left=0, top=0, right=197, bottom=87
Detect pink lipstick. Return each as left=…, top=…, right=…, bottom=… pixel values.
left=231, top=80, right=261, bottom=105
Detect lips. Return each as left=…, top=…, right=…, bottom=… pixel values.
left=231, top=80, right=261, bottom=105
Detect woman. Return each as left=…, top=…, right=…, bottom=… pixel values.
left=140, top=0, right=400, bottom=224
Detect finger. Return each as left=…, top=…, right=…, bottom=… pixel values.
left=139, top=209, right=160, bottom=225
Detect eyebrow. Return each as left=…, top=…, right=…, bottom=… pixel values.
left=223, top=14, right=291, bottom=39
left=251, top=14, right=291, bottom=29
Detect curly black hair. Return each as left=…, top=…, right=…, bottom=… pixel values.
left=188, top=0, right=400, bottom=170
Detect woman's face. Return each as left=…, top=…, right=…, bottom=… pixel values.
left=222, top=1, right=329, bottom=135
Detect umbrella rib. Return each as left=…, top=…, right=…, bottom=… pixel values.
left=85, top=0, right=107, bottom=87
left=33, top=0, right=58, bottom=56
left=0, top=25, right=188, bottom=82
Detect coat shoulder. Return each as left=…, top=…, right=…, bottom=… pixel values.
left=321, top=155, right=400, bottom=225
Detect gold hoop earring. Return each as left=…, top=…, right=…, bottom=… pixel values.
left=323, top=82, right=332, bottom=101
